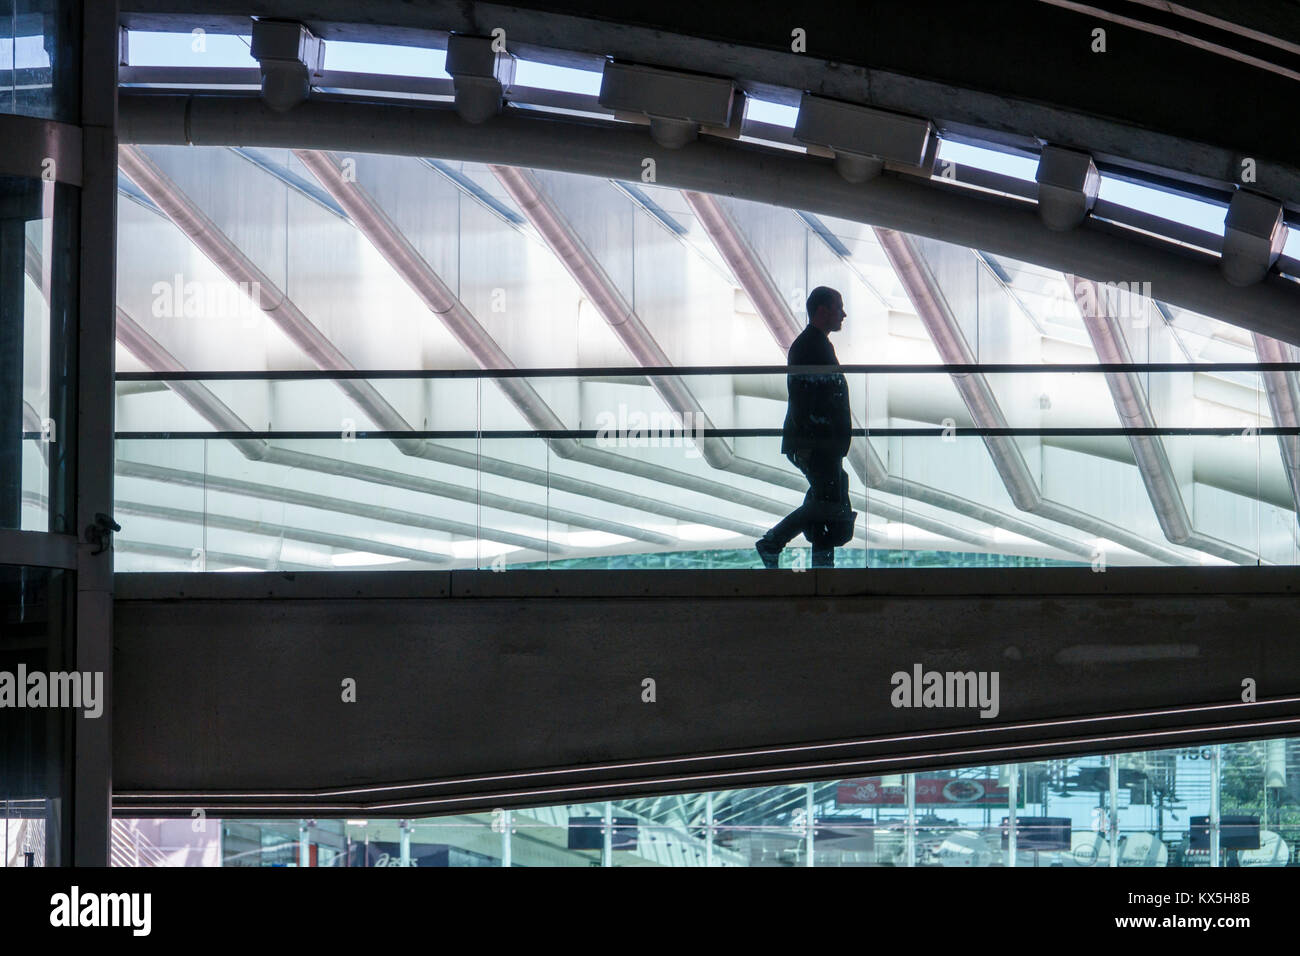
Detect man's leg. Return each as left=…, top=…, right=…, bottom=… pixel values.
left=764, top=495, right=812, bottom=549
left=756, top=490, right=811, bottom=568
left=756, top=451, right=816, bottom=567
left=803, top=453, right=846, bottom=568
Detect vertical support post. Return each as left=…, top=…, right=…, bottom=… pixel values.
left=298, top=821, right=309, bottom=867
left=1210, top=745, right=1221, bottom=867
left=805, top=782, right=815, bottom=867
left=705, top=791, right=714, bottom=868
left=501, top=808, right=511, bottom=867
left=1109, top=755, right=1120, bottom=866
left=1006, top=763, right=1018, bottom=867
left=72, top=0, right=120, bottom=867
left=602, top=801, right=612, bottom=867
left=399, top=819, right=411, bottom=867
left=904, top=772, right=916, bottom=867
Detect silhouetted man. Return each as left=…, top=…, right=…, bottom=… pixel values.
left=756, top=286, right=854, bottom=569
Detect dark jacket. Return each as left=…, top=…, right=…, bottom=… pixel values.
left=781, top=324, right=851, bottom=457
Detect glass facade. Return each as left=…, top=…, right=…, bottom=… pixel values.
left=0, top=564, right=73, bottom=866
left=0, top=0, right=78, bottom=121
left=1, top=7, right=1293, bottom=878
left=108, top=146, right=1298, bottom=573
left=2, top=173, right=77, bottom=533
left=0, top=0, right=84, bottom=867
left=110, top=734, right=1299, bottom=867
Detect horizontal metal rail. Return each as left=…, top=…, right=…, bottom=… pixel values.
left=113, top=362, right=1300, bottom=381
left=107, top=426, right=1300, bottom=440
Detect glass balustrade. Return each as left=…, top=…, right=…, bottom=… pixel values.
left=100, top=367, right=1300, bottom=572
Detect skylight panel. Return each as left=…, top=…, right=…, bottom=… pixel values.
left=126, top=30, right=256, bottom=68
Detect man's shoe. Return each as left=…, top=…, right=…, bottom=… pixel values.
left=755, top=537, right=782, bottom=569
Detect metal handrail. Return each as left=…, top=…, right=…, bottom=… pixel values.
left=113, top=361, right=1300, bottom=381
left=106, top=426, right=1300, bottom=440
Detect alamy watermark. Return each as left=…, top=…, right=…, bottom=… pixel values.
left=0, top=666, right=103, bottom=718
left=890, top=663, right=1000, bottom=719
left=594, top=404, right=704, bottom=459
left=50, top=887, right=150, bottom=936
left=1049, top=279, right=1155, bottom=326
left=151, top=273, right=264, bottom=326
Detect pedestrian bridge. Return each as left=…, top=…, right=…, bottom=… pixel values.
left=112, top=566, right=1300, bottom=814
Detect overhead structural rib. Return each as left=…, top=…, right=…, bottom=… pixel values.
left=494, top=163, right=948, bottom=550
left=287, top=149, right=788, bottom=520
left=119, top=144, right=426, bottom=456
left=117, top=145, right=787, bottom=538
left=875, top=227, right=1190, bottom=565
left=490, top=165, right=1006, bottom=551
left=289, top=148, right=581, bottom=458
left=22, top=490, right=452, bottom=566
left=1070, top=274, right=1259, bottom=564
left=490, top=164, right=744, bottom=473
left=115, top=308, right=711, bottom=546
left=1252, top=332, right=1300, bottom=512
left=115, top=459, right=563, bottom=555
left=117, top=94, right=1300, bottom=350
left=113, top=539, right=323, bottom=572
left=681, top=189, right=1094, bottom=560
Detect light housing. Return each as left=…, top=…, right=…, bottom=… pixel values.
left=598, top=60, right=737, bottom=148
left=446, top=33, right=516, bottom=124
left=1035, top=146, right=1099, bottom=231
left=1221, top=189, right=1288, bottom=286
left=793, top=93, right=932, bottom=183
left=249, top=20, right=324, bottom=112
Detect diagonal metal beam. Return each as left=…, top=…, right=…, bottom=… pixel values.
left=23, top=490, right=451, bottom=566
left=487, top=166, right=900, bottom=550
left=490, top=163, right=743, bottom=472
left=682, top=189, right=1095, bottom=559
left=875, top=227, right=1190, bottom=565
left=291, top=147, right=582, bottom=457
left=115, top=308, right=679, bottom=546
left=114, top=539, right=324, bottom=572
left=1251, top=332, right=1300, bottom=512
left=119, top=143, right=427, bottom=457
left=116, top=459, right=562, bottom=555
left=118, top=146, right=780, bottom=537
left=1070, top=274, right=1259, bottom=564
left=286, top=148, right=794, bottom=520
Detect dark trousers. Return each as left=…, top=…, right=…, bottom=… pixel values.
left=764, top=449, right=850, bottom=565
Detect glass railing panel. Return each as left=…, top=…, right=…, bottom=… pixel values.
left=113, top=438, right=211, bottom=571
left=477, top=435, right=551, bottom=570
left=108, top=367, right=1299, bottom=570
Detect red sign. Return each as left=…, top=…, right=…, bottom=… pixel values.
left=836, top=777, right=1009, bottom=806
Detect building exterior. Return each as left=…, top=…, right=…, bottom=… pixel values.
left=3, top=0, right=1300, bottom=868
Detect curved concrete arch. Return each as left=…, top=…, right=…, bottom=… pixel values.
left=118, top=94, right=1300, bottom=348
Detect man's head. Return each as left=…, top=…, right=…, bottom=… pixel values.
left=806, top=286, right=845, bottom=333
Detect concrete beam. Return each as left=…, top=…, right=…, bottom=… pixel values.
left=118, top=95, right=1300, bottom=348
left=117, top=0, right=1300, bottom=211
left=112, top=567, right=1300, bottom=815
